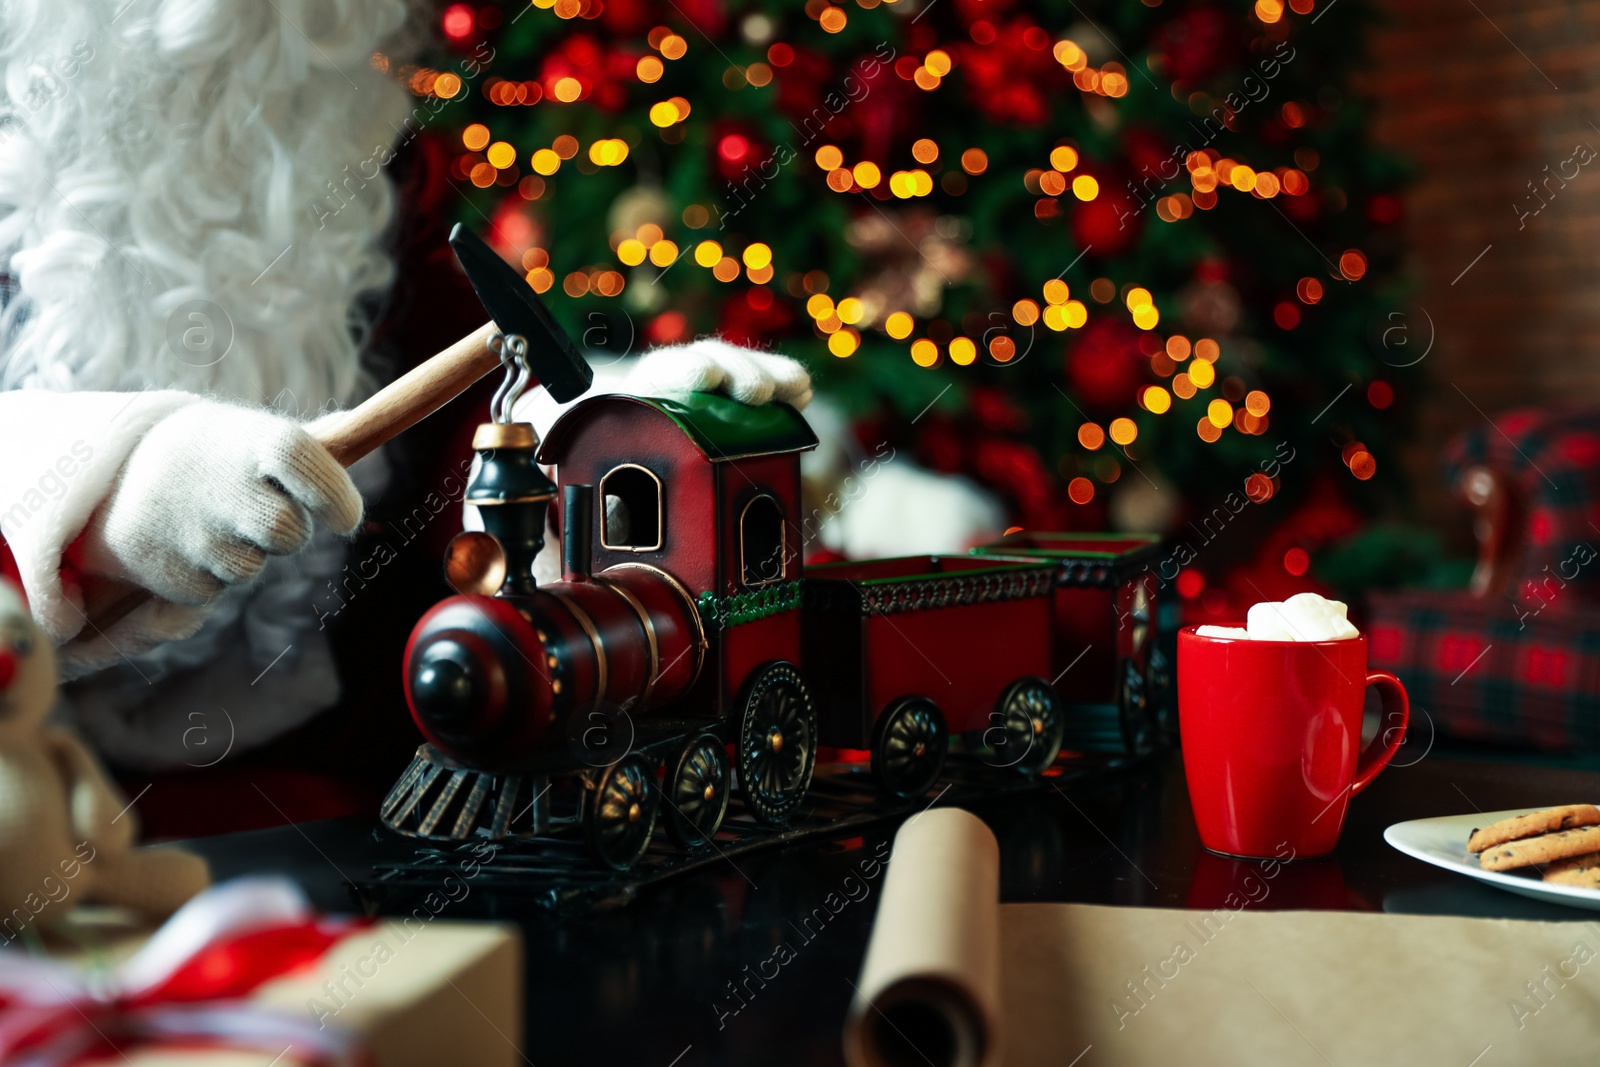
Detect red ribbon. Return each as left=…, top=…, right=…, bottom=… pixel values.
left=127, top=920, right=352, bottom=1007
left=1, top=918, right=374, bottom=1067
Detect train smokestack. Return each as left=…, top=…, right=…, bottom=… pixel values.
left=466, top=423, right=555, bottom=597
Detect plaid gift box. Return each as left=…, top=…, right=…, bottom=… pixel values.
left=1444, top=404, right=1600, bottom=607
left=1366, top=587, right=1600, bottom=751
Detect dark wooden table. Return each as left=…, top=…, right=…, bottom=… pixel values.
left=187, top=750, right=1600, bottom=1067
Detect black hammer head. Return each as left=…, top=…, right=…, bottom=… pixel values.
left=450, top=223, right=594, bottom=403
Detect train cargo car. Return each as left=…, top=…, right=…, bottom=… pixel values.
left=802, top=554, right=1063, bottom=797
left=972, top=532, right=1170, bottom=753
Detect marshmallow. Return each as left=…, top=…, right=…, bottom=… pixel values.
left=1195, top=625, right=1251, bottom=639
left=1243, top=593, right=1359, bottom=642
left=1281, top=592, right=1358, bottom=640
left=1246, top=601, right=1297, bottom=641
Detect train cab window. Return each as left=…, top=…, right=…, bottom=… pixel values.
left=740, top=495, right=786, bottom=587
left=599, top=464, right=663, bottom=551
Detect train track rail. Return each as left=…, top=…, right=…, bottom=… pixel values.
left=356, top=748, right=1139, bottom=915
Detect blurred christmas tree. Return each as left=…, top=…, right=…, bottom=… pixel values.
left=402, top=0, right=1412, bottom=613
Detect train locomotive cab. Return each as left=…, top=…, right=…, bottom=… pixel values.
left=539, top=393, right=821, bottom=827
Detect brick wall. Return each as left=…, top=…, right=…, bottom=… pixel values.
left=1367, top=0, right=1600, bottom=528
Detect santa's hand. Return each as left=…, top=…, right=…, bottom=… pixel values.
left=79, top=402, right=362, bottom=605
left=621, top=339, right=813, bottom=409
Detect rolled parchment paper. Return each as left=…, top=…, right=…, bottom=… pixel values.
left=843, top=808, right=1001, bottom=1067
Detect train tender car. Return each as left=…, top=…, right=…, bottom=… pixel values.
left=802, top=555, right=1065, bottom=797
left=971, top=532, right=1171, bottom=754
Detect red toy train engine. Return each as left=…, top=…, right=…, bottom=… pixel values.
left=386, top=390, right=1096, bottom=870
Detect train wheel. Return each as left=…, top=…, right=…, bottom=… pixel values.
left=665, top=733, right=732, bottom=850
left=583, top=753, right=660, bottom=871
left=737, top=661, right=818, bottom=825
left=989, top=677, right=1065, bottom=776
left=871, top=697, right=948, bottom=799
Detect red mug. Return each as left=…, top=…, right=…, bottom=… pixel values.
left=1178, top=625, right=1409, bottom=859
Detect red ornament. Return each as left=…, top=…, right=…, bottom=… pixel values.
left=968, top=387, right=1028, bottom=433
left=709, top=122, right=765, bottom=183
left=646, top=311, right=691, bottom=346
left=1151, top=5, right=1242, bottom=86
left=600, top=0, right=652, bottom=34
left=717, top=290, right=794, bottom=346
left=853, top=73, right=910, bottom=164
left=975, top=436, right=1054, bottom=519
left=957, top=19, right=1058, bottom=125
left=1064, top=318, right=1146, bottom=412
left=1071, top=181, right=1142, bottom=259
left=488, top=199, right=541, bottom=261
left=773, top=48, right=841, bottom=134
left=957, top=0, right=1016, bottom=22
left=441, top=3, right=474, bottom=41
left=675, top=0, right=727, bottom=38
left=1122, top=127, right=1173, bottom=181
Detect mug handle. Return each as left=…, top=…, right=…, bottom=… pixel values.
left=1350, top=670, right=1409, bottom=797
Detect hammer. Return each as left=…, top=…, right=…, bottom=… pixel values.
left=83, top=225, right=593, bottom=630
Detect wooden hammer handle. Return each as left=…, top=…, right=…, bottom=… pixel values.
left=84, top=321, right=506, bottom=630
left=318, top=321, right=501, bottom=466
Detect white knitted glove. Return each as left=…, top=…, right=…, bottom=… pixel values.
left=79, top=402, right=362, bottom=605
left=621, top=339, right=813, bottom=409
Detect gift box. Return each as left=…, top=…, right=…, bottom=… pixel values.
left=0, top=878, right=522, bottom=1067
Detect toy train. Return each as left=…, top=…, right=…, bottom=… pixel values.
left=381, top=386, right=1170, bottom=870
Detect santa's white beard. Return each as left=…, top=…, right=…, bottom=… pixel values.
left=0, top=0, right=414, bottom=407
left=0, top=0, right=419, bottom=768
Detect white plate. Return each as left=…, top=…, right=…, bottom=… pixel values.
left=1384, top=807, right=1600, bottom=912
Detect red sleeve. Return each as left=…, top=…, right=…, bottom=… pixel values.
left=57, top=530, right=92, bottom=605
left=0, top=532, right=22, bottom=608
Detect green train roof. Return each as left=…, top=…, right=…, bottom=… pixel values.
left=539, top=391, right=818, bottom=464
